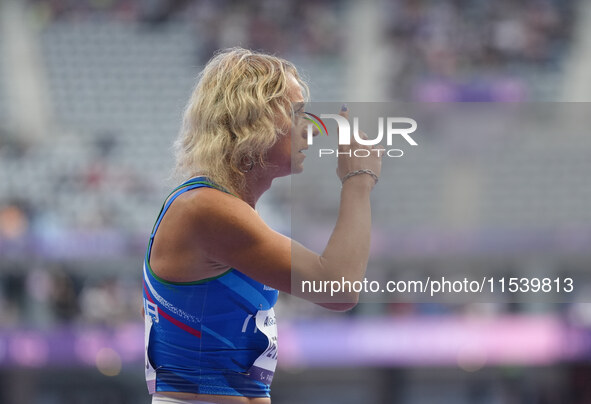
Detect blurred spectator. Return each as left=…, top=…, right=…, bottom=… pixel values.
left=0, top=203, right=30, bottom=241
left=384, top=0, right=575, bottom=101
left=49, top=268, right=80, bottom=322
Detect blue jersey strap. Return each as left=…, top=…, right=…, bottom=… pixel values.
left=146, top=177, right=232, bottom=261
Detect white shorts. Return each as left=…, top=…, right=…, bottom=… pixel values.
left=151, top=393, right=215, bottom=404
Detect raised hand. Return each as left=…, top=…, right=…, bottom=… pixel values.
left=336, top=105, right=384, bottom=188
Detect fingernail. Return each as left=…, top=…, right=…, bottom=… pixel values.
left=341, top=104, right=348, bottom=112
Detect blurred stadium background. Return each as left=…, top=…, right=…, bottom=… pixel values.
left=1, top=0, right=591, bottom=403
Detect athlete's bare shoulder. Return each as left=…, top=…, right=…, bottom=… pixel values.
left=166, top=184, right=292, bottom=291
left=177, top=185, right=257, bottom=225
left=172, top=185, right=265, bottom=249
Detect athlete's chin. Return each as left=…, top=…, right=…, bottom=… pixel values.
left=290, top=154, right=306, bottom=174
left=290, top=163, right=304, bottom=174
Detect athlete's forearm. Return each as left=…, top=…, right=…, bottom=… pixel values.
left=319, top=174, right=373, bottom=283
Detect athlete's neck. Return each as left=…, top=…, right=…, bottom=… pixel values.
left=240, top=171, right=274, bottom=209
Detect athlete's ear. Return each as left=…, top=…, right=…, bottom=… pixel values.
left=141, top=306, right=145, bottom=319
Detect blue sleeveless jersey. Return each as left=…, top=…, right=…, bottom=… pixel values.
left=142, top=177, right=279, bottom=397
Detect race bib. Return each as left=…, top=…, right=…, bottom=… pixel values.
left=247, top=308, right=277, bottom=385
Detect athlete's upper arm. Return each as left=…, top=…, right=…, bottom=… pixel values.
left=187, top=189, right=357, bottom=310
left=187, top=190, right=317, bottom=294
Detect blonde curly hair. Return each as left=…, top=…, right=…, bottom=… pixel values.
left=174, top=48, right=309, bottom=195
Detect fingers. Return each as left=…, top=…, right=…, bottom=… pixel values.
left=338, top=104, right=349, bottom=120
left=338, top=104, right=349, bottom=152
left=337, top=104, right=371, bottom=148
left=338, top=105, right=371, bottom=143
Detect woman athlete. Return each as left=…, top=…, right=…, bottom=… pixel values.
left=143, top=48, right=383, bottom=404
